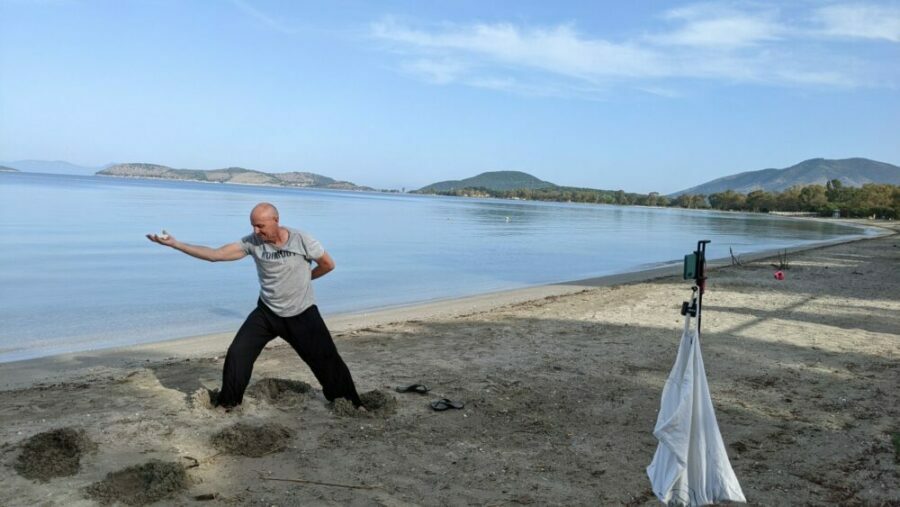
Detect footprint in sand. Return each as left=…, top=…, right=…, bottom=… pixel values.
left=210, top=422, right=293, bottom=457
left=246, top=378, right=312, bottom=407
left=332, top=389, right=397, bottom=418
left=190, top=378, right=312, bottom=412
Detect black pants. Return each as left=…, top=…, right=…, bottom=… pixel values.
left=218, top=301, right=361, bottom=407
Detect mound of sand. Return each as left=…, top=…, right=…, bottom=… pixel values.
left=333, top=389, right=397, bottom=418
left=246, top=378, right=311, bottom=406
left=84, top=459, right=187, bottom=506
left=210, top=422, right=293, bottom=457
left=14, top=427, right=96, bottom=481
left=189, top=387, right=220, bottom=410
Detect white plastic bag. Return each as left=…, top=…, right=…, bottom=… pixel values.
left=646, top=295, right=746, bottom=506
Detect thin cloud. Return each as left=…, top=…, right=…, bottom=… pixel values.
left=372, top=18, right=670, bottom=82
left=401, top=58, right=468, bottom=84
left=230, top=0, right=295, bottom=35
left=370, top=3, right=897, bottom=98
left=637, top=86, right=684, bottom=98
left=813, top=3, right=900, bottom=42
left=466, top=75, right=610, bottom=101
left=653, top=4, right=784, bottom=48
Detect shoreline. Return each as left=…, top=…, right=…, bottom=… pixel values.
left=0, top=219, right=878, bottom=367
left=0, top=221, right=889, bottom=390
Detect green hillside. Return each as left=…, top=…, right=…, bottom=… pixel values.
left=672, top=158, right=900, bottom=196
left=417, top=171, right=556, bottom=193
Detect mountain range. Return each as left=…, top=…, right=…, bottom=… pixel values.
left=670, top=158, right=900, bottom=196
left=1, top=160, right=100, bottom=175
left=414, top=158, right=899, bottom=196
left=5, top=157, right=899, bottom=196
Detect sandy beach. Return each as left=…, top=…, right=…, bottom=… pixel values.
left=1, top=223, right=897, bottom=506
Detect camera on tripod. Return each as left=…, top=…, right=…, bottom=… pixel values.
left=681, top=240, right=710, bottom=317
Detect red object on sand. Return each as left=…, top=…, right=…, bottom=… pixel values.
left=774, top=271, right=785, bottom=280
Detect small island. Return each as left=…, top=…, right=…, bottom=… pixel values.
left=97, top=163, right=373, bottom=191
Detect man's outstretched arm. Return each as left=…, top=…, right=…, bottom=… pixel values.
left=311, top=251, right=335, bottom=279
left=146, top=233, right=247, bottom=262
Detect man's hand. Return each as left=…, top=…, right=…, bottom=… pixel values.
left=146, top=232, right=176, bottom=247
left=311, top=251, right=335, bottom=279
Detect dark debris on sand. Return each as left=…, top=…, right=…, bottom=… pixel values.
left=210, top=422, right=293, bottom=457
left=84, top=459, right=187, bottom=506
left=14, top=427, right=97, bottom=482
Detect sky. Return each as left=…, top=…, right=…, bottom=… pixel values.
left=1, top=0, right=898, bottom=194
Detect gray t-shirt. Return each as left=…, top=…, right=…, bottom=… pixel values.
left=240, top=227, right=325, bottom=317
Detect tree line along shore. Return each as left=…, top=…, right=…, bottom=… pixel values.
left=419, top=179, right=900, bottom=219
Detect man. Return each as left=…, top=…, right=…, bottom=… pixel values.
left=146, top=202, right=362, bottom=409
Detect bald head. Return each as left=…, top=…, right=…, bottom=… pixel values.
left=251, top=202, right=279, bottom=221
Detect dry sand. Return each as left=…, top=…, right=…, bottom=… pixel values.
left=1, top=223, right=898, bottom=506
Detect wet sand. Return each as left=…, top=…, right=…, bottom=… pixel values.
left=1, top=222, right=897, bottom=505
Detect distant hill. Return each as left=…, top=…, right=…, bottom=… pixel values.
left=417, top=171, right=556, bottom=193
left=672, top=158, right=900, bottom=196
left=98, top=163, right=372, bottom=191
left=2, top=160, right=100, bottom=175
left=0, top=165, right=18, bottom=172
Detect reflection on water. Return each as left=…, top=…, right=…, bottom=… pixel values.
left=0, top=172, right=872, bottom=361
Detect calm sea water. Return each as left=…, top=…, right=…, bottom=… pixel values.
left=0, top=172, right=872, bottom=362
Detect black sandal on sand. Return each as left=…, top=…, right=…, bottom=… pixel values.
left=395, top=384, right=430, bottom=394
left=430, top=398, right=464, bottom=411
